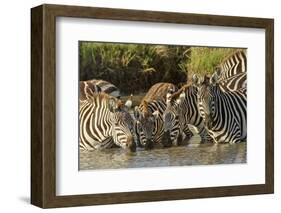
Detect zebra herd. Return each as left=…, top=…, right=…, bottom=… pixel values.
left=79, top=50, right=247, bottom=153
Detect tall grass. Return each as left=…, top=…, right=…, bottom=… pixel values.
left=79, top=42, right=189, bottom=94
left=187, top=47, right=243, bottom=76
left=79, top=42, right=242, bottom=94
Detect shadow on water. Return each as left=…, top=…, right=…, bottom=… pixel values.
left=79, top=134, right=247, bottom=170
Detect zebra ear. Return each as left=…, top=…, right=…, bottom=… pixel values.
left=134, top=106, right=141, bottom=120
left=176, top=91, right=185, bottom=104
left=166, top=92, right=172, bottom=104
left=108, top=98, right=117, bottom=112
left=215, top=66, right=221, bottom=77
left=179, top=91, right=186, bottom=99
left=124, top=95, right=133, bottom=109
left=210, top=72, right=219, bottom=85
left=192, top=74, right=200, bottom=86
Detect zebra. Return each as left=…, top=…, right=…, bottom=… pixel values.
left=79, top=79, right=121, bottom=101
left=163, top=80, right=212, bottom=145
left=215, top=50, right=247, bottom=79
left=134, top=83, right=193, bottom=149
left=90, top=79, right=121, bottom=98
left=214, top=50, right=247, bottom=91
left=195, top=75, right=247, bottom=144
left=79, top=92, right=136, bottom=152
left=162, top=51, right=247, bottom=145
left=217, top=72, right=247, bottom=92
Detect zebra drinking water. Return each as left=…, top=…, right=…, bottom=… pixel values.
left=163, top=81, right=212, bottom=145
left=79, top=93, right=136, bottom=152
left=195, top=75, right=247, bottom=144
left=134, top=83, right=193, bottom=149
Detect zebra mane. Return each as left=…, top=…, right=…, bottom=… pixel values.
left=141, top=100, right=151, bottom=117
left=168, top=82, right=192, bottom=102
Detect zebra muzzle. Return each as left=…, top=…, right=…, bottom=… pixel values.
left=144, top=139, right=154, bottom=150
left=126, top=135, right=136, bottom=152
left=128, top=141, right=136, bottom=152
left=162, top=131, right=173, bottom=148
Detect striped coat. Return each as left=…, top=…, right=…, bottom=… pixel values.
left=164, top=83, right=212, bottom=144
left=214, top=50, right=247, bottom=91
left=134, top=83, right=193, bottom=148
left=79, top=93, right=135, bottom=152
left=197, top=76, right=247, bottom=144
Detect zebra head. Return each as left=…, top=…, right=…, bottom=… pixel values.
left=108, top=98, right=136, bottom=152
left=162, top=89, right=184, bottom=146
left=195, top=74, right=218, bottom=129
left=134, top=104, right=159, bottom=150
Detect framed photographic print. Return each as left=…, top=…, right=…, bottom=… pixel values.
left=31, top=4, right=274, bottom=208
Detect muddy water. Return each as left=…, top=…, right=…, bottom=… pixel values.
left=79, top=135, right=247, bottom=170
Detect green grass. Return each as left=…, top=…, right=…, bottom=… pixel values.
left=187, top=47, right=243, bottom=76
left=79, top=42, right=243, bottom=94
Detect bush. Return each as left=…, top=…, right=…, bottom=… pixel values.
left=79, top=42, right=243, bottom=94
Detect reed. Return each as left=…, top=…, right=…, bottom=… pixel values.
left=79, top=42, right=240, bottom=94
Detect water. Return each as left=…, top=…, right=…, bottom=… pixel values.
left=79, top=135, right=247, bottom=170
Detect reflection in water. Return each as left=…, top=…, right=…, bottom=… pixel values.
left=79, top=135, right=247, bottom=170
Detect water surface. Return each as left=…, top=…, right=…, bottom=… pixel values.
left=79, top=135, right=247, bottom=170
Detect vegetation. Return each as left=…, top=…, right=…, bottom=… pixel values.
left=187, top=47, right=243, bottom=76
left=79, top=42, right=242, bottom=94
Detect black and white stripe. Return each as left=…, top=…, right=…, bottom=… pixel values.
left=216, top=50, right=247, bottom=80
left=163, top=84, right=212, bottom=145
left=79, top=93, right=136, bottom=152
left=134, top=83, right=193, bottom=148
left=214, top=50, right=247, bottom=91
left=196, top=76, right=247, bottom=144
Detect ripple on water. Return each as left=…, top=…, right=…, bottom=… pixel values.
left=79, top=135, right=247, bottom=170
